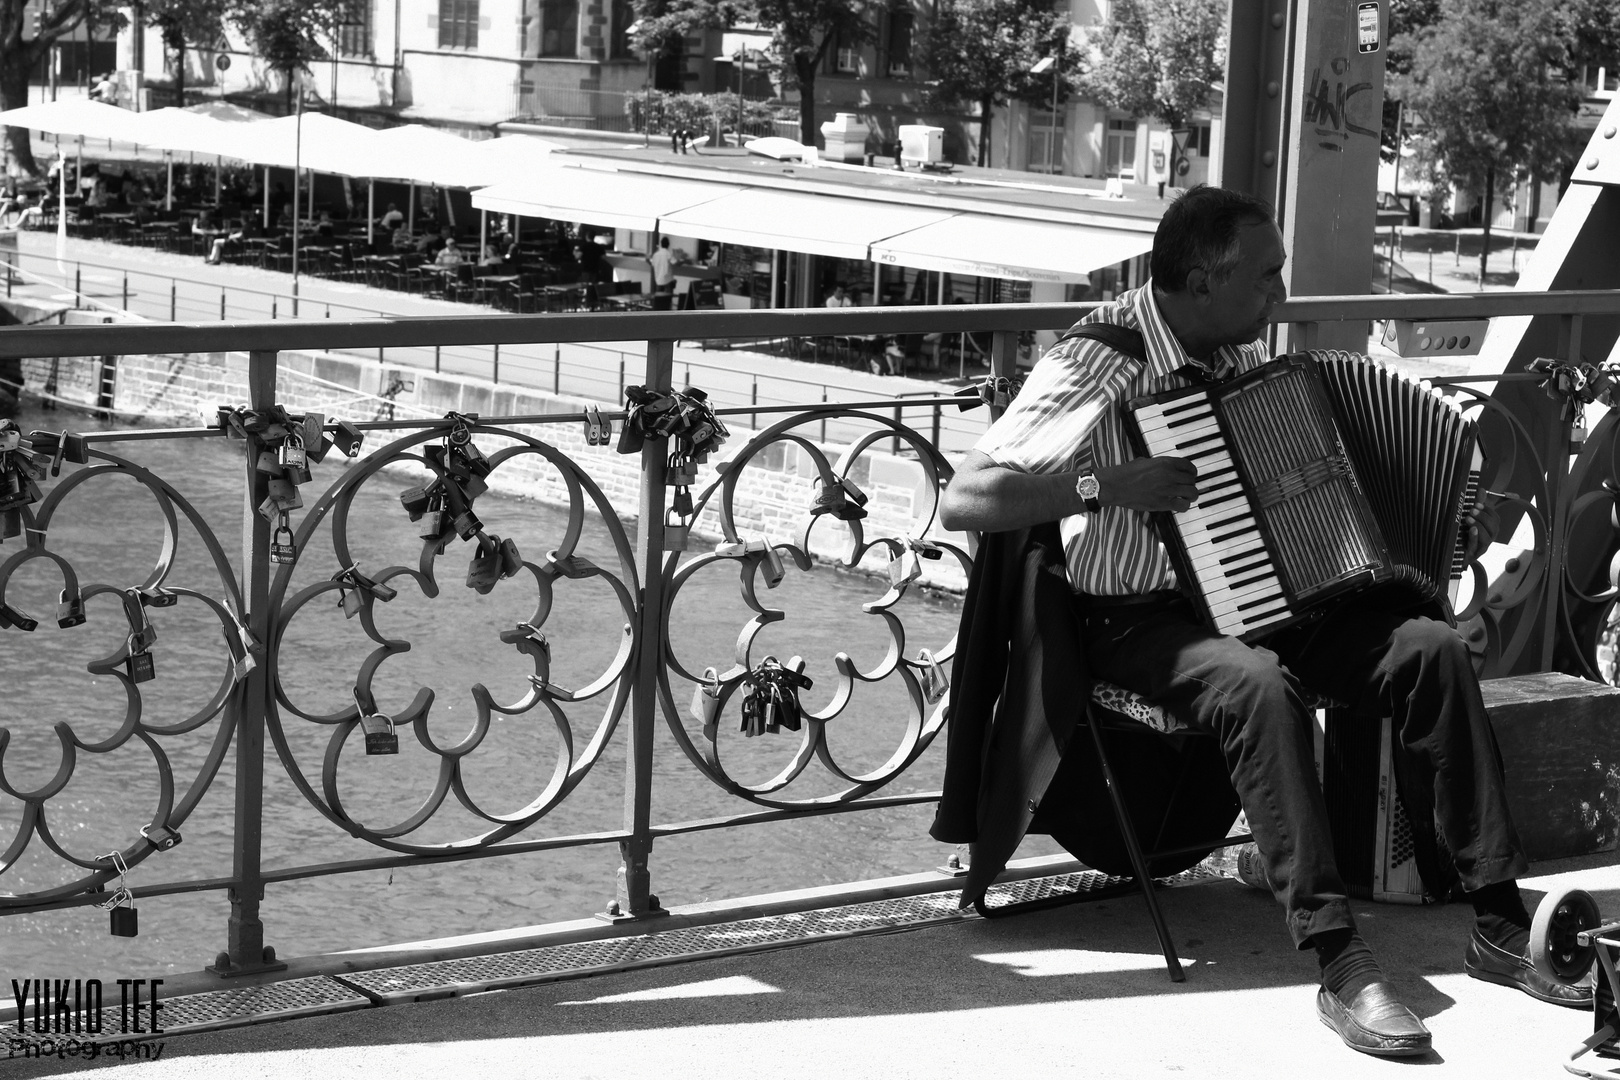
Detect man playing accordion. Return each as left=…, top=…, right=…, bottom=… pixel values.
left=939, top=184, right=1586, bottom=1057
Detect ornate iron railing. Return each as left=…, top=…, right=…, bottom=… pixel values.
left=0, top=294, right=1616, bottom=975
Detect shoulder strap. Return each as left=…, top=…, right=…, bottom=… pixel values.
left=1053, top=322, right=1148, bottom=365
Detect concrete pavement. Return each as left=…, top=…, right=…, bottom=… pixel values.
left=5, top=850, right=1616, bottom=1079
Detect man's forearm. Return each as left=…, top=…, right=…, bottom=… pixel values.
left=939, top=452, right=1083, bottom=532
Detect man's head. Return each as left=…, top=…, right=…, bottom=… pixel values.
left=659, top=236, right=670, bottom=250
left=833, top=284, right=847, bottom=298
left=1151, top=185, right=1287, bottom=355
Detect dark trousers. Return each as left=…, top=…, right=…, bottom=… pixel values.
left=1078, top=590, right=1527, bottom=948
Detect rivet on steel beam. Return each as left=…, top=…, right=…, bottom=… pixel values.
left=1262, top=151, right=1277, bottom=167
left=1271, top=11, right=1284, bottom=27
left=1605, top=125, right=1617, bottom=139
left=1588, top=156, right=1602, bottom=170
left=1266, top=81, right=1280, bottom=97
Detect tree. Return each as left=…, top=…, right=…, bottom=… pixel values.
left=627, top=0, right=740, bottom=92
left=1395, top=0, right=1588, bottom=281
left=143, top=0, right=230, bottom=109
left=918, top=0, right=1071, bottom=167
left=0, top=0, right=125, bottom=176
left=1078, top=0, right=1226, bottom=159
left=233, top=0, right=336, bottom=112
left=751, top=0, right=876, bottom=149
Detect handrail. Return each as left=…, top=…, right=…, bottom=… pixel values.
left=6, top=291, right=1619, bottom=359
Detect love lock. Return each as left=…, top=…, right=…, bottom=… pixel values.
left=666, top=451, right=697, bottom=488
left=330, top=420, right=364, bottom=458
left=810, top=476, right=869, bottom=522
left=583, top=404, right=610, bottom=447
left=466, top=536, right=504, bottom=595
left=97, top=850, right=138, bottom=938
left=888, top=546, right=921, bottom=588
left=399, top=484, right=436, bottom=520
left=269, top=517, right=298, bottom=565
left=354, top=690, right=399, bottom=755
left=56, top=587, right=86, bottom=628
left=277, top=431, right=308, bottom=470
left=758, top=543, right=785, bottom=588
left=689, top=666, right=721, bottom=734
left=140, top=823, right=182, bottom=850
left=663, top=509, right=691, bottom=552
left=918, top=648, right=949, bottom=704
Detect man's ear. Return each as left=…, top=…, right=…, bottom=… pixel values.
left=1183, top=266, right=1212, bottom=303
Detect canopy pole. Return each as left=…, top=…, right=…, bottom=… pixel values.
left=872, top=260, right=882, bottom=307
left=293, top=93, right=303, bottom=308
left=479, top=209, right=486, bottom=258
left=367, top=180, right=375, bottom=245
left=442, top=186, right=455, bottom=229
left=214, top=156, right=222, bottom=206
left=262, top=166, right=270, bottom=229
left=408, top=182, right=415, bottom=235
left=164, top=152, right=173, bottom=211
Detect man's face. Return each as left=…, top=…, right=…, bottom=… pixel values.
left=1202, top=221, right=1288, bottom=347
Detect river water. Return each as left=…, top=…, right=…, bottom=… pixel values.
left=0, top=405, right=1054, bottom=978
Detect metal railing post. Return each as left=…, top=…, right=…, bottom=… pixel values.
left=121, top=272, right=128, bottom=310
left=73, top=265, right=81, bottom=307
left=220, top=288, right=226, bottom=321
left=169, top=279, right=176, bottom=321
left=493, top=343, right=500, bottom=384
left=989, top=331, right=1018, bottom=421
left=554, top=344, right=561, bottom=393
left=1540, top=314, right=1582, bottom=669
left=434, top=346, right=441, bottom=374
left=213, top=348, right=286, bottom=978
left=751, top=379, right=759, bottom=431
left=616, top=337, right=676, bottom=921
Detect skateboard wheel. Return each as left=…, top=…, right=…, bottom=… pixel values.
left=1530, top=885, right=1601, bottom=984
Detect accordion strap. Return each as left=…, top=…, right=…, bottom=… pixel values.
left=1054, top=322, right=1149, bottom=366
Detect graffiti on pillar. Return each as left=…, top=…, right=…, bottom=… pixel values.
left=1302, top=57, right=1378, bottom=152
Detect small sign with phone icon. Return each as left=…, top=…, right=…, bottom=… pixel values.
left=1357, top=2, right=1380, bottom=53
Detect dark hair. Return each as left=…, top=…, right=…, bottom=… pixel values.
left=1150, top=185, right=1274, bottom=293
left=659, top=236, right=670, bottom=248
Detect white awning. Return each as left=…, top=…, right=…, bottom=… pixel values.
left=870, top=214, right=1154, bottom=283
left=472, top=167, right=739, bottom=231
left=657, top=188, right=957, bottom=259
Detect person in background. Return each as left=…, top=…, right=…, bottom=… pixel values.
left=435, top=239, right=465, bottom=268
left=315, top=211, right=335, bottom=239
left=649, top=236, right=677, bottom=310
left=378, top=202, right=404, bottom=232
left=824, top=284, right=852, bottom=309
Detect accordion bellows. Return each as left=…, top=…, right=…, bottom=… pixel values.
left=1124, top=352, right=1483, bottom=641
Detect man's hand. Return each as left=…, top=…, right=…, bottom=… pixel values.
left=1098, top=456, right=1199, bottom=513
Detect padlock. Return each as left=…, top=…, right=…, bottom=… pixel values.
left=399, top=485, right=434, bottom=520
left=461, top=473, right=490, bottom=501
left=499, top=537, right=523, bottom=579
left=255, top=450, right=284, bottom=476
left=360, top=711, right=399, bottom=755
left=759, top=544, right=785, bottom=589
left=109, top=901, right=138, bottom=938
left=301, top=412, right=326, bottom=454
left=0, top=509, right=20, bottom=540
left=282, top=461, right=313, bottom=487
left=126, top=644, right=156, bottom=683
left=669, top=487, right=694, bottom=518
left=663, top=509, right=691, bottom=552
left=139, top=586, right=178, bottom=608
left=278, top=432, right=308, bottom=470
left=919, top=648, right=948, bottom=704
left=56, top=588, right=86, bottom=628
left=0, top=601, right=37, bottom=631
left=270, top=523, right=298, bottom=565
left=419, top=506, right=449, bottom=541
left=689, top=667, right=721, bottom=731
left=583, top=404, right=605, bottom=446
left=666, top=452, right=697, bottom=487
left=331, top=420, right=364, bottom=458
left=888, top=547, right=921, bottom=588
left=452, top=509, right=483, bottom=540
left=340, top=586, right=364, bottom=619
left=140, top=823, right=182, bottom=850
left=466, top=539, right=503, bottom=594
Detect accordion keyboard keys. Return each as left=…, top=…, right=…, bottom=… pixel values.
left=1132, top=394, right=1292, bottom=636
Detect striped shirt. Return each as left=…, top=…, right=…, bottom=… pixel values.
left=975, top=282, right=1270, bottom=596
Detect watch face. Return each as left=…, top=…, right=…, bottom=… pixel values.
left=1078, top=474, right=1100, bottom=500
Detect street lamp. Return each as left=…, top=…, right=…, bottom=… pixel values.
left=1029, top=54, right=1059, bottom=174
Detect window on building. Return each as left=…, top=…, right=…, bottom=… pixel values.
left=438, top=0, right=479, bottom=49
left=1105, top=118, right=1137, bottom=180
left=1029, top=109, right=1063, bottom=174
left=1581, top=63, right=1618, bottom=97
left=610, top=0, right=634, bottom=58
left=337, top=0, right=372, bottom=57
left=835, top=44, right=859, bottom=72
left=1184, top=124, right=1211, bottom=157
left=885, top=10, right=912, bottom=76
left=541, top=0, right=578, bottom=57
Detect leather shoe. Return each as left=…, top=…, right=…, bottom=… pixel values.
left=1316, top=982, right=1433, bottom=1057
left=1465, top=928, right=1593, bottom=1008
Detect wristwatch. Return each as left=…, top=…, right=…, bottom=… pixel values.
left=1075, top=472, right=1101, bottom=513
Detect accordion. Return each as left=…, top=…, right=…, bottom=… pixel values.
left=1122, top=352, right=1483, bottom=642
left=1320, top=710, right=1428, bottom=903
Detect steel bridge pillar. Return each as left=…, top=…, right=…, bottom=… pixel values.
left=1221, top=0, right=1386, bottom=351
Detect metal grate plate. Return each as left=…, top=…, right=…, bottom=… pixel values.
left=2, top=866, right=1223, bottom=1045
